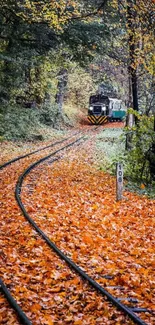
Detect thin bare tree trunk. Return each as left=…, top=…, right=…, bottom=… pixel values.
left=55, top=69, right=68, bottom=114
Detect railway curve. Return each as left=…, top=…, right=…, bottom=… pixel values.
left=0, top=126, right=153, bottom=325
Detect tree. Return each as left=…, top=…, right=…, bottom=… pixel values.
left=0, top=0, right=110, bottom=108
left=121, top=0, right=155, bottom=114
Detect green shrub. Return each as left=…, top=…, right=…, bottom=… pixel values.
left=39, top=104, right=58, bottom=126
left=96, top=115, right=155, bottom=187
left=0, top=104, right=59, bottom=141
left=123, top=111, right=155, bottom=183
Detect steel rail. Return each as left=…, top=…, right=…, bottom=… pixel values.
left=0, top=278, right=32, bottom=325
left=0, top=131, right=81, bottom=170
left=15, top=137, right=148, bottom=325
left=0, top=127, right=100, bottom=324
left=0, top=134, right=85, bottom=324
left=0, top=125, right=101, bottom=170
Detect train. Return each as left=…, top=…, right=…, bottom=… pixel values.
left=88, top=94, right=126, bottom=125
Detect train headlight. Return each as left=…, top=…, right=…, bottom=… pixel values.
left=89, top=106, right=93, bottom=111
left=102, top=105, right=106, bottom=111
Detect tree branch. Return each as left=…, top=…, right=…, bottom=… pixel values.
left=70, top=0, right=109, bottom=20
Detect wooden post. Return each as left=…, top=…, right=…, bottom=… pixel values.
left=116, top=163, right=123, bottom=201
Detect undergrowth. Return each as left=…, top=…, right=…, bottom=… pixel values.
left=64, top=103, right=84, bottom=126
left=95, top=128, right=125, bottom=173
left=0, top=104, right=67, bottom=141
left=96, top=121, right=155, bottom=198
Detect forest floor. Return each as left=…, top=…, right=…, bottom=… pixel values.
left=0, top=121, right=154, bottom=325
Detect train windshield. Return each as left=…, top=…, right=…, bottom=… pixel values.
left=89, top=94, right=109, bottom=105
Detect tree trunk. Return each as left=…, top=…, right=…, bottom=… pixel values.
left=126, top=0, right=139, bottom=150
left=127, top=0, right=139, bottom=113
left=55, top=69, right=68, bottom=114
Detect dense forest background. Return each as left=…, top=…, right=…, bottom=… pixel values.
left=0, top=3, right=155, bottom=324
left=0, top=0, right=154, bottom=140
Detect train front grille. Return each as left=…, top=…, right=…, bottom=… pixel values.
left=93, top=106, right=102, bottom=114
left=88, top=115, right=108, bottom=125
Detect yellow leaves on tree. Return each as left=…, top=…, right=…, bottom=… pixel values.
left=125, top=0, right=155, bottom=74
left=16, top=0, right=80, bottom=30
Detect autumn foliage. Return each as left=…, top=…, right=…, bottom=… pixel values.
left=0, top=129, right=155, bottom=324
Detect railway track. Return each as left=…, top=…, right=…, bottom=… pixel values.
left=0, top=130, right=82, bottom=170
left=0, top=127, right=153, bottom=325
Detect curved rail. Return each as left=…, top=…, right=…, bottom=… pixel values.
left=0, top=132, right=80, bottom=170
left=0, top=125, right=100, bottom=170
left=0, top=134, right=84, bottom=324
left=0, top=278, right=32, bottom=325
left=15, top=138, right=147, bottom=325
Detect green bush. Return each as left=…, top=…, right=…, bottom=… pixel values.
left=39, top=104, right=58, bottom=126
left=96, top=114, right=155, bottom=188
left=123, top=111, right=155, bottom=183
left=0, top=104, right=59, bottom=141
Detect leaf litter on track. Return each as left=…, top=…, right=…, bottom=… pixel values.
left=0, top=128, right=154, bottom=324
